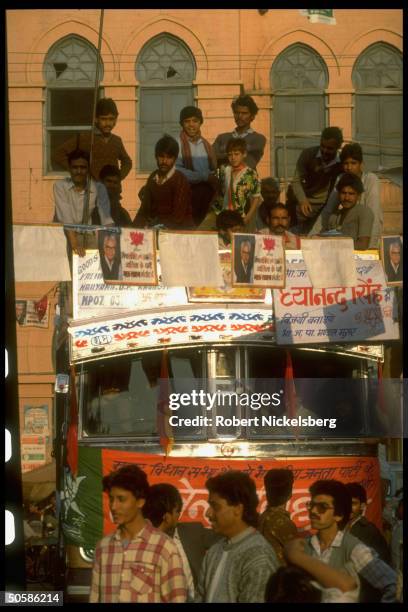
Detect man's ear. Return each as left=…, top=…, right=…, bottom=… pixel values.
left=233, top=503, right=244, bottom=521
left=333, top=513, right=343, bottom=525
left=162, top=511, right=173, bottom=529
left=137, top=498, right=145, bottom=509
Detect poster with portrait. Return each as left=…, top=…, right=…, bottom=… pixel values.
left=15, top=298, right=50, bottom=328
left=381, top=235, right=403, bottom=286
left=187, top=251, right=266, bottom=302
left=98, top=228, right=158, bottom=286
left=232, top=233, right=285, bottom=288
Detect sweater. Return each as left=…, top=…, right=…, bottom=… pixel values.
left=195, top=527, right=279, bottom=603
left=133, top=169, right=193, bottom=229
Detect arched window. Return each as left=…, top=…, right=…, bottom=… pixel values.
left=44, top=35, right=103, bottom=173
left=136, top=34, right=196, bottom=172
left=352, top=43, right=402, bottom=170
left=271, top=44, right=328, bottom=179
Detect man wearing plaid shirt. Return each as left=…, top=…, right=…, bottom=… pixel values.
left=299, top=479, right=396, bottom=603
left=89, top=464, right=187, bottom=603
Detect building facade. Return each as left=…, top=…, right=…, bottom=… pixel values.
left=6, top=9, right=403, bottom=471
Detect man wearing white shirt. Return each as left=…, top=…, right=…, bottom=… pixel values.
left=53, top=148, right=113, bottom=256
left=176, top=106, right=219, bottom=225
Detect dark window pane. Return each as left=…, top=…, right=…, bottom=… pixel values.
left=49, top=89, right=95, bottom=126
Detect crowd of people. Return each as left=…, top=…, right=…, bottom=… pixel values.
left=89, top=464, right=401, bottom=603
left=52, top=95, right=383, bottom=257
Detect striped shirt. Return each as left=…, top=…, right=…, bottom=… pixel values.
left=89, top=520, right=187, bottom=603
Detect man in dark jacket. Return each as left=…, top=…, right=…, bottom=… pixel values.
left=289, top=126, right=343, bottom=233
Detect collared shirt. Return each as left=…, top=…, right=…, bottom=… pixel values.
left=53, top=177, right=113, bottom=226
left=231, top=127, right=255, bottom=138
left=316, top=148, right=341, bottom=169
left=153, top=165, right=176, bottom=185
left=328, top=202, right=374, bottom=245
left=89, top=520, right=187, bottom=603
left=176, top=136, right=212, bottom=183
left=308, top=530, right=396, bottom=603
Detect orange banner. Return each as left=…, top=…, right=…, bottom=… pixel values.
left=102, top=450, right=381, bottom=536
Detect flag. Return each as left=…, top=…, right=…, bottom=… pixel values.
left=299, top=9, right=336, bottom=25
left=66, top=364, right=79, bottom=476
left=157, top=349, right=174, bottom=456
left=377, top=359, right=387, bottom=415
left=285, top=350, right=297, bottom=420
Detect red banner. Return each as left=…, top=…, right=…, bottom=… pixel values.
left=101, top=450, right=381, bottom=536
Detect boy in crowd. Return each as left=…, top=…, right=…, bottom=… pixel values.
left=288, top=126, right=343, bottom=233
left=259, top=203, right=301, bottom=249
left=99, top=165, right=132, bottom=227
left=200, top=137, right=261, bottom=231
left=196, top=471, right=279, bottom=603
left=213, top=95, right=266, bottom=169
left=53, top=148, right=113, bottom=257
left=216, top=210, right=245, bottom=248
left=327, top=173, right=374, bottom=250
left=54, top=97, right=132, bottom=181
left=317, top=143, right=383, bottom=248
left=259, top=469, right=298, bottom=564
left=256, top=177, right=281, bottom=231
left=176, top=106, right=219, bottom=226
left=133, top=135, right=193, bottom=229
left=143, top=483, right=219, bottom=600
left=89, top=465, right=187, bottom=603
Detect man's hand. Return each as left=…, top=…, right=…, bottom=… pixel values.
left=299, top=199, right=313, bottom=217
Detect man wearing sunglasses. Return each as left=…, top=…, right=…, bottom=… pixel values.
left=286, top=480, right=396, bottom=603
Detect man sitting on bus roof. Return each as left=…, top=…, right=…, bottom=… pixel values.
left=89, top=465, right=187, bottom=603
left=258, top=203, right=301, bottom=249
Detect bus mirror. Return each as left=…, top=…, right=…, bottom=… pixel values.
left=55, top=373, right=69, bottom=394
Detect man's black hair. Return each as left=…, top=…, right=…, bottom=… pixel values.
left=68, top=148, right=90, bottom=165
left=231, top=94, right=259, bottom=116
left=155, top=134, right=179, bottom=158
left=96, top=97, right=118, bottom=117
left=261, top=177, right=280, bottom=191
left=102, top=464, right=149, bottom=500
left=309, top=479, right=352, bottom=530
left=340, top=143, right=363, bottom=163
left=179, top=105, right=203, bottom=125
left=336, top=172, right=364, bottom=194
left=216, top=210, right=244, bottom=231
left=321, top=126, right=343, bottom=147
left=143, top=483, right=182, bottom=527
left=345, top=482, right=367, bottom=504
left=264, top=469, right=294, bottom=506
left=206, top=470, right=259, bottom=528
